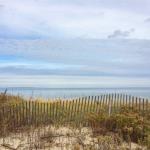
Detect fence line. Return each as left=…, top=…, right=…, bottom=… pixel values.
left=0, top=93, right=150, bottom=128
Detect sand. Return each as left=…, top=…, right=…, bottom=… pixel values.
left=0, top=125, right=147, bottom=150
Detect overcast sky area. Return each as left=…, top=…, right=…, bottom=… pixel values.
left=0, top=0, right=150, bottom=88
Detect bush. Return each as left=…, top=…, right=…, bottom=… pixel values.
left=87, top=109, right=150, bottom=144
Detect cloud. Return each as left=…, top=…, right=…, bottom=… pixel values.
left=0, top=37, right=150, bottom=87
left=145, top=17, right=150, bottom=22
left=0, top=38, right=150, bottom=78
left=0, top=65, right=149, bottom=77
left=0, top=0, right=150, bottom=39
left=108, top=29, right=135, bottom=39
left=0, top=4, right=4, bottom=12
left=0, top=75, right=150, bottom=88
left=0, top=0, right=150, bottom=87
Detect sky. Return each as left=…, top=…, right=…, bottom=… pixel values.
left=0, top=0, right=150, bottom=88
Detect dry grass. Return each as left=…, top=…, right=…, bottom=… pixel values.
left=0, top=125, right=147, bottom=150
left=0, top=92, right=150, bottom=149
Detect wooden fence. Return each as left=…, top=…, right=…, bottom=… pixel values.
left=0, top=93, right=150, bottom=129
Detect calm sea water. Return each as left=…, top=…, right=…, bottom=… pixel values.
left=0, top=87, right=150, bottom=99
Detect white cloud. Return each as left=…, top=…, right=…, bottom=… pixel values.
left=0, top=0, right=150, bottom=87
left=0, top=39, right=150, bottom=77
left=0, top=0, right=150, bottom=39
left=0, top=75, right=150, bottom=88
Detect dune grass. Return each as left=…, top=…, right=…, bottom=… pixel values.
left=0, top=92, right=150, bottom=148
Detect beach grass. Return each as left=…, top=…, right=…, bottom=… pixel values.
left=0, top=92, right=150, bottom=149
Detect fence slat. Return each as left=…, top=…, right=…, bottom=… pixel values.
left=1, top=93, right=149, bottom=129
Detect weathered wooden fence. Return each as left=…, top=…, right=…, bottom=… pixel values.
left=0, top=93, right=150, bottom=129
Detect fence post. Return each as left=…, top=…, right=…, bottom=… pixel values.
left=142, top=98, right=144, bottom=111
left=37, top=101, right=40, bottom=126
left=93, top=96, right=97, bottom=113
left=67, top=99, right=72, bottom=122
left=90, top=96, right=94, bottom=112
left=129, top=95, right=131, bottom=109
left=108, top=94, right=111, bottom=116
left=70, top=99, right=75, bottom=121
left=87, top=96, right=90, bottom=113
left=106, top=94, right=108, bottom=105
left=114, top=93, right=116, bottom=112
left=146, top=99, right=148, bottom=113
left=117, top=93, right=120, bottom=111
left=123, top=94, right=125, bottom=107
left=111, top=94, right=114, bottom=113
left=139, top=98, right=141, bottom=111
left=136, top=97, right=138, bottom=109
left=126, top=95, right=128, bottom=107
left=120, top=94, right=122, bottom=107
left=79, top=97, right=84, bottom=124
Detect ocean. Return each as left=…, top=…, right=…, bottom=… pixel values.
left=0, top=87, right=150, bottom=99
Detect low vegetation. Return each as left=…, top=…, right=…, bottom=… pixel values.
left=0, top=92, right=150, bottom=149
left=87, top=108, right=150, bottom=148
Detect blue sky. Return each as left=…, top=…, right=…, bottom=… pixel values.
left=0, top=0, right=150, bottom=87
